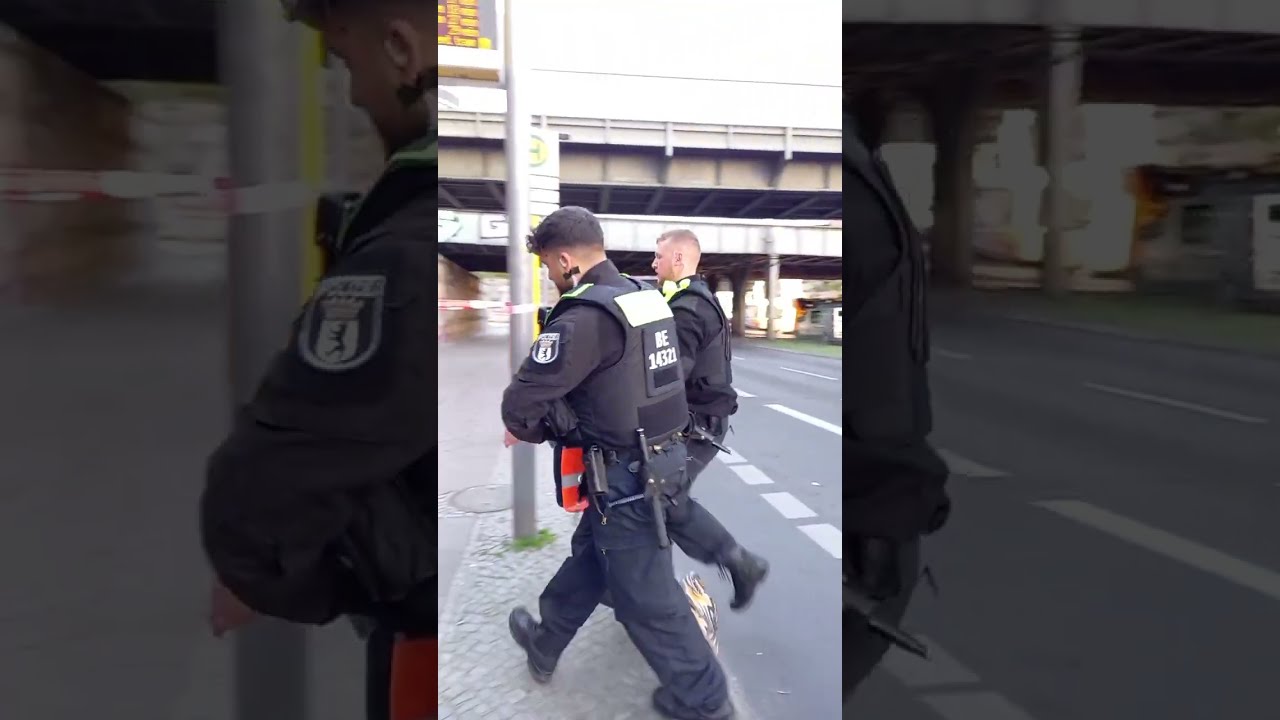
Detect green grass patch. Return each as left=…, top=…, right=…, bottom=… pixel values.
left=745, top=336, right=843, bottom=358
left=1010, top=293, right=1280, bottom=356
left=509, top=527, right=557, bottom=552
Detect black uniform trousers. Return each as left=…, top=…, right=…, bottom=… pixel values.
left=666, top=414, right=736, bottom=565
left=533, top=450, right=729, bottom=711
left=842, top=538, right=922, bottom=699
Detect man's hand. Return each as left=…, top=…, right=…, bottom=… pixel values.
left=209, top=581, right=257, bottom=637
left=503, top=429, right=523, bottom=448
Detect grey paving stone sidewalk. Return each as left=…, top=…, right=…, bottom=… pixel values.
left=437, top=451, right=755, bottom=720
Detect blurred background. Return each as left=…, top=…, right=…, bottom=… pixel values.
left=846, top=6, right=1280, bottom=720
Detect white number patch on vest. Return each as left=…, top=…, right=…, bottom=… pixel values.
left=648, top=328, right=678, bottom=370
left=648, top=347, right=678, bottom=370
left=531, top=332, right=561, bottom=364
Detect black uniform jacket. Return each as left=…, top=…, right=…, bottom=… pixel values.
left=200, top=136, right=437, bottom=628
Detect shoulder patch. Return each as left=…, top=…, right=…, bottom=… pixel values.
left=298, top=274, right=387, bottom=372
left=530, top=331, right=561, bottom=365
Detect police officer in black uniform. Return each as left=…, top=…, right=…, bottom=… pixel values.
left=651, top=229, right=769, bottom=610
left=200, top=2, right=435, bottom=718
left=844, top=91, right=952, bottom=702
left=503, top=207, right=734, bottom=720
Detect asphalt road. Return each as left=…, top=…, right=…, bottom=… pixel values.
left=848, top=314, right=1280, bottom=720
left=674, top=341, right=845, bottom=719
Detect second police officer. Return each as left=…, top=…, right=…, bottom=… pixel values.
left=501, top=207, right=735, bottom=720
left=651, top=229, right=769, bottom=610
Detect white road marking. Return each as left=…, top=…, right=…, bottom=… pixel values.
left=922, top=691, right=1040, bottom=720
left=732, top=355, right=745, bottom=361
left=1082, top=382, right=1269, bottom=425
left=1036, top=500, right=1280, bottom=602
left=933, top=347, right=973, bottom=361
left=937, top=449, right=1007, bottom=479
left=734, top=388, right=757, bottom=398
left=780, top=366, right=838, bottom=381
left=718, top=446, right=749, bottom=465
left=880, top=637, right=981, bottom=688
left=728, top=464, right=774, bottom=486
left=765, top=404, right=841, bottom=435
left=759, top=491, right=817, bottom=519
left=798, top=523, right=842, bottom=559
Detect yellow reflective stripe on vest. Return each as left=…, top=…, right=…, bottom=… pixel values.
left=560, top=282, right=593, bottom=299
left=613, top=288, right=674, bottom=327
left=661, top=277, right=691, bottom=302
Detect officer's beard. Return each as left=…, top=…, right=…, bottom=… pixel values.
left=377, top=71, right=434, bottom=158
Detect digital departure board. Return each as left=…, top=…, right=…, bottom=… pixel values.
left=438, top=0, right=498, bottom=51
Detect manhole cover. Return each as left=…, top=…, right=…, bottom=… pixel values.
left=450, top=484, right=511, bottom=514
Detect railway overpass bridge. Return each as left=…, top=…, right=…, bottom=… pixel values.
left=846, top=1, right=1280, bottom=293
left=438, top=209, right=843, bottom=337
left=438, top=111, right=843, bottom=220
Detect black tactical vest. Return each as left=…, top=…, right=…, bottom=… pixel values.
left=666, top=277, right=735, bottom=416
left=547, top=278, right=690, bottom=452
left=845, top=124, right=950, bottom=538
left=845, top=128, right=931, bottom=441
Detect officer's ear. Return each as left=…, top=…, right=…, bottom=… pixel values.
left=382, top=19, right=426, bottom=88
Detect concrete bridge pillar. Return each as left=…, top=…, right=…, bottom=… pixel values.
left=764, top=236, right=781, bottom=340
left=1037, top=25, right=1084, bottom=298
left=729, top=269, right=749, bottom=338
left=921, top=72, right=983, bottom=288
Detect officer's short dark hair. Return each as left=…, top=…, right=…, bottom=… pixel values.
left=527, top=206, right=605, bottom=254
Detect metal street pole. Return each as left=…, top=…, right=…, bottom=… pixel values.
left=1041, top=0, right=1081, bottom=298
left=219, top=1, right=310, bottom=717
left=504, top=0, right=538, bottom=540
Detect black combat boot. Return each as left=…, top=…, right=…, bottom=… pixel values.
left=652, top=687, right=735, bottom=720
left=507, top=607, right=558, bottom=683
left=720, top=546, right=769, bottom=611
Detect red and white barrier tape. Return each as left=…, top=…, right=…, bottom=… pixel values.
left=0, top=169, right=314, bottom=214
left=438, top=299, right=542, bottom=314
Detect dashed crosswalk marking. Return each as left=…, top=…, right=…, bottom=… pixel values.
left=728, top=464, right=774, bottom=486
left=938, top=449, right=1007, bottom=479
left=759, top=491, right=817, bottom=519
left=780, top=366, right=838, bottom=381
left=1036, top=499, right=1280, bottom=602
left=765, top=403, right=841, bottom=435
left=797, top=523, right=841, bottom=559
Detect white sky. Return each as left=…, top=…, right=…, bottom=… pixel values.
left=442, top=0, right=842, bottom=128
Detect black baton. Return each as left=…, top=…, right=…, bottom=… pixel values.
left=843, top=582, right=929, bottom=659
left=636, top=428, right=670, bottom=549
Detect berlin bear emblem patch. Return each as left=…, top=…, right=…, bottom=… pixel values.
left=299, top=274, right=386, bottom=372
left=531, top=332, right=561, bottom=364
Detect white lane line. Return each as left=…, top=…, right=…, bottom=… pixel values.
left=765, top=404, right=842, bottom=436
left=933, top=347, right=973, bottom=361
left=732, top=355, right=745, bottom=361
left=938, top=449, right=1008, bottom=479
left=719, top=446, right=750, bottom=465
left=734, top=388, right=757, bottom=398
left=880, top=637, right=981, bottom=688
left=1082, top=381, right=1269, bottom=425
left=798, top=523, right=842, bottom=559
left=759, top=491, right=817, bottom=519
left=1036, top=500, right=1280, bottom=602
left=728, top=464, right=774, bottom=486
left=922, top=691, right=1040, bottom=720
left=780, top=366, right=839, bottom=381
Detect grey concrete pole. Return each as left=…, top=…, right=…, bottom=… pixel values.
left=1042, top=25, right=1082, bottom=297
left=504, top=0, right=538, bottom=540
left=765, top=234, right=781, bottom=340
left=219, top=1, right=309, bottom=718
